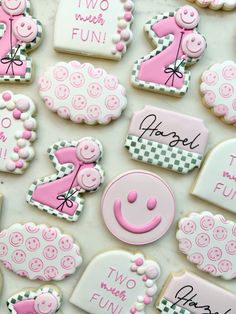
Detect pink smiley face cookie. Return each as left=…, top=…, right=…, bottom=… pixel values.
left=177, top=212, right=236, bottom=280
left=102, top=170, right=175, bottom=245
left=187, top=0, right=236, bottom=11
left=201, top=61, right=236, bottom=126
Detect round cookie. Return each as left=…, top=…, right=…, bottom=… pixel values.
left=102, top=170, right=175, bottom=245
left=188, top=0, right=236, bottom=11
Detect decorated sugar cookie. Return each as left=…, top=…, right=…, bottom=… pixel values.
left=7, top=286, right=62, bottom=314
left=0, top=222, right=83, bottom=281
left=102, top=170, right=175, bottom=245
left=156, top=271, right=236, bottom=313
left=0, top=0, right=42, bottom=82
left=176, top=212, right=236, bottom=280
left=188, top=0, right=236, bottom=11
left=192, top=138, right=236, bottom=214
left=54, top=0, right=134, bottom=60
left=70, top=250, right=160, bottom=314
left=0, top=91, right=37, bottom=174
left=125, top=106, right=209, bottom=174
left=27, top=138, right=104, bottom=221
left=39, top=61, right=127, bottom=125
left=201, top=61, right=236, bottom=126
left=132, top=5, right=206, bottom=97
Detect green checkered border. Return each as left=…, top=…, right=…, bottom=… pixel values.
left=7, top=286, right=61, bottom=313
left=157, top=298, right=191, bottom=314
left=0, top=0, right=43, bottom=83
left=26, top=138, right=104, bottom=222
left=131, top=10, right=203, bottom=97
left=125, top=135, right=202, bottom=174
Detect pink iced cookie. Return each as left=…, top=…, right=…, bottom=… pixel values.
left=201, top=61, right=236, bottom=126
left=188, top=0, right=236, bottom=11
left=0, top=223, right=82, bottom=281
left=176, top=212, right=236, bottom=280
left=70, top=250, right=160, bottom=314
left=7, top=286, right=62, bottom=314
left=102, top=170, right=175, bottom=245
left=38, top=61, right=127, bottom=125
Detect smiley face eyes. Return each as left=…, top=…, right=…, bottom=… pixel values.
left=127, top=191, right=157, bottom=210
left=127, top=191, right=137, bottom=203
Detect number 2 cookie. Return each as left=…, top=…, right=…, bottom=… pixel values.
left=132, top=5, right=206, bottom=97
left=188, top=0, right=236, bottom=11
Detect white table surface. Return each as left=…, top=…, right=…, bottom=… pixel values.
left=0, top=0, right=235, bottom=313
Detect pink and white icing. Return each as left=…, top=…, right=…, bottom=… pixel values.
left=201, top=61, right=236, bottom=125
left=38, top=61, right=127, bottom=125
left=177, top=212, right=236, bottom=280
left=0, top=90, right=37, bottom=174
left=188, top=0, right=236, bottom=11
left=0, top=222, right=83, bottom=281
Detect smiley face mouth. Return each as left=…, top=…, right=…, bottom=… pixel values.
left=5, top=2, right=21, bottom=10
left=180, top=14, right=196, bottom=25
left=16, top=26, right=33, bottom=38
left=186, top=42, right=202, bottom=54
left=81, top=175, right=97, bottom=189
left=114, top=199, right=161, bottom=234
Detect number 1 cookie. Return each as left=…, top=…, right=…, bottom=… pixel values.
left=132, top=5, right=206, bottom=97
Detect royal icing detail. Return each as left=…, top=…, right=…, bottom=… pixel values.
left=200, top=61, right=236, bottom=126
left=188, top=0, right=236, bottom=10
left=54, top=0, right=134, bottom=60
left=102, top=170, right=175, bottom=245
left=192, top=138, right=236, bottom=214
left=0, top=91, right=37, bottom=174
left=27, top=138, right=104, bottom=221
left=132, top=5, right=206, bottom=97
left=156, top=271, right=236, bottom=314
left=7, top=286, right=62, bottom=314
left=125, top=106, right=209, bottom=174
left=38, top=61, right=127, bottom=125
left=0, top=222, right=82, bottom=281
left=70, top=250, right=160, bottom=314
left=176, top=212, right=236, bottom=280
left=0, top=0, right=42, bottom=82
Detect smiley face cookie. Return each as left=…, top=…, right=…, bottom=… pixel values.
left=102, top=170, right=175, bottom=245
left=176, top=212, right=236, bottom=280
left=188, top=0, right=236, bottom=11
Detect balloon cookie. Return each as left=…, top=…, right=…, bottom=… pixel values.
left=38, top=61, right=127, bottom=125
left=201, top=61, right=236, bottom=126
left=54, top=0, right=134, bottom=60
left=7, top=286, right=62, bottom=314
left=27, top=138, right=104, bottom=222
left=188, top=0, right=236, bottom=10
left=0, top=0, right=42, bottom=82
left=156, top=271, right=236, bottom=314
left=125, top=106, right=209, bottom=174
left=102, top=170, right=175, bottom=245
left=70, top=250, right=160, bottom=314
left=0, top=91, right=37, bottom=174
left=132, top=5, right=206, bottom=97
left=192, top=138, right=236, bottom=214
left=0, top=222, right=83, bottom=281
left=176, top=212, right=236, bottom=280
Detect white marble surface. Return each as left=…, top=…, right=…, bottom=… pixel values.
left=0, top=0, right=236, bottom=313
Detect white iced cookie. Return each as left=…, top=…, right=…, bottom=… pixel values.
left=54, top=0, right=134, bottom=60
left=188, top=0, right=236, bottom=10
left=70, top=250, right=160, bottom=314
left=0, top=91, right=37, bottom=174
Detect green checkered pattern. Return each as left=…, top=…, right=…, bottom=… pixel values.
left=0, top=23, right=6, bottom=38
left=125, top=135, right=202, bottom=174
left=132, top=10, right=202, bottom=97
left=157, top=298, right=191, bottom=314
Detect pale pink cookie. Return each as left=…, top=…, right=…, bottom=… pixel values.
left=38, top=61, right=127, bottom=125
left=70, top=250, right=160, bottom=314
left=176, top=212, right=236, bottom=280
left=7, top=286, right=62, bottom=314
left=102, top=170, right=175, bottom=245
left=0, top=91, right=37, bottom=174
left=188, top=0, right=236, bottom=11
left=0, top=222, right=83, bottom=281
left=54, top=0, right=134, bottom=60
left=201, top=61, right=236, bottom=126
left=192, top=138, right=236, bottom=214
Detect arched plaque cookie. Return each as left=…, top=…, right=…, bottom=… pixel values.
left=54, top=0, right=134, bottom=60
left=188, top=0, right=236, bottom=11
left=70, top=250, right=160, bottom=314
left=0, top=91, right=37, bottom=174
left=125, top=106, right=209, bottom=174
left=0, top=0, right=42, bottom=82
left=192, top=138, right=236, bottom=213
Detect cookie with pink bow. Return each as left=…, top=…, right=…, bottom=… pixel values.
left=27, top=137, right=104, bottom=222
